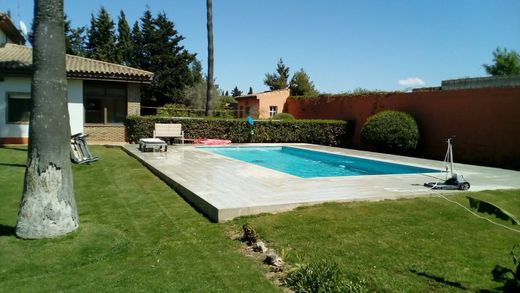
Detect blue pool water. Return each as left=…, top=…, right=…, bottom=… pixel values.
left=199, top=146, right=438, bottom=178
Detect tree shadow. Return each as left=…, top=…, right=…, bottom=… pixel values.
left=410, top=268, right=470, bottom=290
left=0, top=146, right=27, bottom=152
left=0, top=163, right=26, bottom=168
left=0, top=224, right=16, bottom=237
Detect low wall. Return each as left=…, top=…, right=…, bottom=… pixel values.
left=84, top=125, right=126, bottom=142
left=285, top=87, right=520, bottom=169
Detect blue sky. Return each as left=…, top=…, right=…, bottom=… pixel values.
left=2, top=0, right=519, bottom=93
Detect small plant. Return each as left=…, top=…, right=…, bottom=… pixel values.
left=285, top=259, right=369, bottom=293
left=241, top=223, right=258, bottom=245
left=361, top=110, right=419, bottom=152
left=271, top=113, right=295, bottom=120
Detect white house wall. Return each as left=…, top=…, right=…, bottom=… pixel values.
left=0, top=77, right=84, bottom=139
left=0, top=30, right=7, bottom=46
left=0, top=76, right=31, bottom=138
left=68, top=79, right=84, bottom=135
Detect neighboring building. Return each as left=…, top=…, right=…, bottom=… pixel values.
left=235, top=89, right=290, bottom=119
left=0, top=14, right=153, bottom=144
left=0, top=13, right=26, bottom=46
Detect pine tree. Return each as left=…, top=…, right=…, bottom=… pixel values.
left=264, top=58, right=290, bottom=90
left=86, top=7, right=118, bottom=63
left=117, top=11, right=133, bottom=66
left=130, top=21, right=144, bottom=68
left=134, top=10, right=197, bottom=107
left=248, top=86, right=253, bottom=94
left=231, top=86, right=243, bottom=97
left=289, top=68, right=318, bottom=96
left=64, top=14, right=86, bottom=56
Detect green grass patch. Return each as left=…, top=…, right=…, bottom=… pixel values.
left=0, top=146, right=278, bottom=292
left=225, top=191, right=520, bottom=292
left=3, top=145, right=519, bottom=292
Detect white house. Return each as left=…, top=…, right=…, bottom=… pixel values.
left=0, top=13, right=153, bottom=144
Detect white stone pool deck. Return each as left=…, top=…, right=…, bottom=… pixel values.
left=123, top=143, right=520, bottom=222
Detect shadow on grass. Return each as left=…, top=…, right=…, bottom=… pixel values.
left=410, top=269, right=470, bottom=290
left=0, top=224, right=16, bottom=237
left=0, top=163, right=26, bottom=168
left=0, top=146, right=27, bottom=152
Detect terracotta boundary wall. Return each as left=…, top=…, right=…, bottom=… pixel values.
left=285, top=87, right=520, bottom=169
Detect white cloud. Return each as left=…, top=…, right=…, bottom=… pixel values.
left=398, top=77, right=425, bottom=87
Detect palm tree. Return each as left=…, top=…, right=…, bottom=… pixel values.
left=205, top=0, right=215, bottom=116
left=15, top=0, right=79, bottom=239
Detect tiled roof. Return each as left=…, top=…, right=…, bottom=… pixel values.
left=0, top=44, right=153, bottom=83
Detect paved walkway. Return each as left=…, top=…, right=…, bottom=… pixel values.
left=123, top=143, right=520, bottom=222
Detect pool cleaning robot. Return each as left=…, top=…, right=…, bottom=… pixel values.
left=424, top=137, right=470, bottom=190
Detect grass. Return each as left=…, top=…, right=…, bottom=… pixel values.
left=0, top=146, right=278, bottom=292
left=1, top=145, right=519, bottom=292
left=225, top=190, right=520, bottom=292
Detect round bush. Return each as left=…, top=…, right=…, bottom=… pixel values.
left=361, top=110, right=419, bottom=151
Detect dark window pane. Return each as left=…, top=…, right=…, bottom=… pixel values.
left=83, top=81, right=127, bottom=124
left=84, top=97, right=104, bottom=123
left=8, top=96, right=31, bottom=123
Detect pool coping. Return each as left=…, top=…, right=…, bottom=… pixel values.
left=123, top=143, right=520, bottom=222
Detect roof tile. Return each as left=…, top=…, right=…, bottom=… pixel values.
left=0, top=44, right=153, bottom=83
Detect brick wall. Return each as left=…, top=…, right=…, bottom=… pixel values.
left=285, top=87, right=520, bottom=169
left=84, top=125, right=126, bottom=142
left=127, top=83, right=141, bottom=116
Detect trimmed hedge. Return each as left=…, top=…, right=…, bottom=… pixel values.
left=125, top=116, right=350, bottom=146
left=361, top=110, right=419, bottom=151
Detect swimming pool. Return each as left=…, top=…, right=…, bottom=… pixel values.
left=199, top=146, right=438, bottom=178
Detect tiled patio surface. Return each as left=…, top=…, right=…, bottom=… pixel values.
left=122, top=143, right=520, bottom=222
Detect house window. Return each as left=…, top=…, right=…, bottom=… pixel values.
left=7, top=92, right=31, bottom=123
left=245, top=106, right=251, bottom=116
left=84, top=81, right=127, bottom=124
left=269, top=106, right=278, bottom=117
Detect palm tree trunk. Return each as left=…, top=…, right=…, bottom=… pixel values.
left=15, top=0, right=79, bottom=239
left=205, top=0, right=214, bottom=116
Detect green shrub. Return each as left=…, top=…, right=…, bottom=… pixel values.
left=361, top=110, right=419, bottom=151
left=271, top=113, right=295, bottom=120
left=125, top=116, right=350, bottom=146
left=285, top=260, right=369, bottom=293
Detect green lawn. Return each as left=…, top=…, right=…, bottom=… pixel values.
left=1, top=146, right=518, bottom=292
left=225, top=191, right=520, bottom=292
left=0, top=146, right=278, bottom=292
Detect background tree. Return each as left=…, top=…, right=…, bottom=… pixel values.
left=248, top=86, right=253, bottom=94
left=132, top=9, right=197, bottom=107
left=64, top=14, right=86, bottom=56
left=205, top=0, right=215, bottom=116
left=16, top=0, right=79, bottom=239
left=289, top=68, right=318, bottom=96
left=130, top=21, right=144, bottom=68
left=117, top=11, right=133, bottom=66
left=483, top=47, right=520, bottom=76
left=86, top=7, right=118, bottom=63
left=264, top=58, right=290, bottom=90
left=231, top=86, right=242, bottom=97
